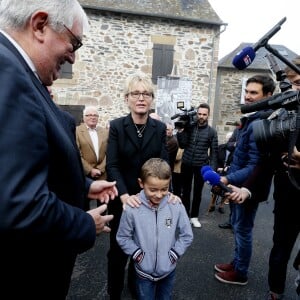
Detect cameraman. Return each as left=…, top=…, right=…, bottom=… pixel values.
left=267, top=58, right=300, bottom=300
left=177, top=103, right=218, bottom=228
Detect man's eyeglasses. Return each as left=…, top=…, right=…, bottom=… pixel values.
left=85, top=114, right=99, bottom=118
left=129, top=92, right=153, bottom=100
left=63, top=24, right=83, bottom=53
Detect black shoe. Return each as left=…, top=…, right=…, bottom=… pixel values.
left=218, top=207, right=225, bottom=214
left=218, top=222, right=232, bottom=229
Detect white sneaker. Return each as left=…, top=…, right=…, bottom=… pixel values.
left=190, top=217, right=201, bottom=228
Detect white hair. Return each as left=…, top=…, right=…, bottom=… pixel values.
left=83, top=106, right=99, bottom=117
left=0, top=0, right=89, bottom=33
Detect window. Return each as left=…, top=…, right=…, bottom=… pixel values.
left=152, top=44, right=174, bottom=84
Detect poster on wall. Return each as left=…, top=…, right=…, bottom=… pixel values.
left=156, top=76, right=192, bottom=124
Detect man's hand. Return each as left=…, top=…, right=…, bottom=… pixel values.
left=223, top=185, right=251, bottom=204
left=90, top=168, right=101, bottom=179
left=87, top=204, right=113, bottom=235
left=220, top=176, right=229, bottom=185
left=88, top=180, right=118, bottom=204
left=282, top=147, right=300, bottom=170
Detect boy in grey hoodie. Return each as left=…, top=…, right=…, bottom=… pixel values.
left=117, top=158, right=193, bottom=300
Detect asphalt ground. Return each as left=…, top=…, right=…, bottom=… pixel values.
left=67, top=183, right=300, bottom=300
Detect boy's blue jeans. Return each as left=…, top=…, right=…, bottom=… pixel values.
left=231, top=202, right=258, bottom=278
left=135, top=270, right=175, bottom=300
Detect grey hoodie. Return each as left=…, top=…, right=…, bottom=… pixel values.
left=117, top=190, right=193, bottom=281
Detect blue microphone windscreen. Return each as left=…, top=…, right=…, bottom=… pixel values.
left=201, top=165, right=213, bottom=176
left=232, top=46, right=256, bottom=70
left=203, top=170, right=220, bottom=185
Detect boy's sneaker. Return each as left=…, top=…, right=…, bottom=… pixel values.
left=190, top=218, right=201, bottom=228
left=215, top=270, right=248, bottom=286
left=214, top=263, right=234, bottom=273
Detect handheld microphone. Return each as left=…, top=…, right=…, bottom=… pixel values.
left=200, top=165, right=213, bottom=176
left=202, top=170, right=232, bottom=194
left=232, top=17, right=286, bottom=70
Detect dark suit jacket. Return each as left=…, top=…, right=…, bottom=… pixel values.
left=0, top=33, right=95, bottom=298
left=106, top=114, right=169, bottom=215
left=76, top=123, right=108, bottom=179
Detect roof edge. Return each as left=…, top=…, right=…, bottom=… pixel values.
left=82, top=5, right=227, bottom=26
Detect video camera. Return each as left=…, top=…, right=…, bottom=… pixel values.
left=241, top=53, right=300, bottom=153
left=171, top=102, right=197, bottom=129
left=241, top=89, right=300, bottom=152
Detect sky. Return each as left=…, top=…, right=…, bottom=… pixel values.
left=208, top=0, right=299, bottom=59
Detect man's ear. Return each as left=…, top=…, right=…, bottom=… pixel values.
left=30, top=11, right=49, bottom=41
left=138, top=178, right=144, bottom=189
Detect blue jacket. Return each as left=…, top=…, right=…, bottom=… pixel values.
left=116, top=191, right=193, bottom=281
left=226, top=112, right=263, bottom=186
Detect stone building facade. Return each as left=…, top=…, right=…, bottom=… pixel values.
left=52, top=0, right=224, bottom=128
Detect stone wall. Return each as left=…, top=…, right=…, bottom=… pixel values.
left=52, top=9, right=220, bottom=129
left=214, top=68, right=278, bottom=143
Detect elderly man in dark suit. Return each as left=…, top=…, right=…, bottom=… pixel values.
left=0, top=1, right=117, bottom=299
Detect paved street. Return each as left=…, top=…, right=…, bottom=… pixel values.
left=67, top=184, right=300, bottom=300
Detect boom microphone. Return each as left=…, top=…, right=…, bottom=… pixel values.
left=202, top=170, right=232, bottom=193
left=232, top=17, right=286, bottom=70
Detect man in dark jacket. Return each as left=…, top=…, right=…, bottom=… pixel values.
left=177, top=103, right=218, bottom=228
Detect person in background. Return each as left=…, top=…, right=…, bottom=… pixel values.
left=208, top=131, right=234, bottom=214
left=117, top=158, right=193, bottom=300
left=172, top=148, right=184, bottom=198
left=267, top=57, right=300, bottom=300
left=218, top=126, right=239, bottom=228
left=76, top=106, right=108, bottom=180
left=76, top=106, right=109, bottom=207
left=214, top=75, right=276, bottom=286
left=165, top=122, right=179, bottom=175
left=106, top=73, right=170, bottom=300
left=0, top=1, right=117, bottom=299
left=177, top=103, right=218, bottom=228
